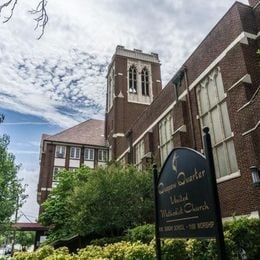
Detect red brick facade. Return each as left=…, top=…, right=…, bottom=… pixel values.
left=37, top=1, right=260, bottom=219
left=105, top=2, right=260, bottom=218
left=37, top=120, right=108, bottom=213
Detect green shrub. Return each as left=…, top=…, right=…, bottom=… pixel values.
left=77, top=245, right=105, bottom=259
left=224, top=217, right=260, bottom=259
left=103, top=241, right=155, bottom=260
left=34, top=245, right=55, bottom=259
left=185, top=218, right=260, bottom=259
left=13, top=251, right=32, bottom=260
left=13, top=245, right=55, bottom=260
left=186, top=239, right=213, bottom=260
left=90, top=236, right=125, bottom=246
left=126, top=224, right=155, bottom=244
left=44, top=247, right=75, bottom=260
left=13, top=218, right=260, bottom=260
left=161, top=239, right=187, bottom=260
left=123, top=242, right=155, bottom=260
left=78, top=241, right=155, bottom=259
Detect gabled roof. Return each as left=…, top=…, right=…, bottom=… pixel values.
left=43, top=119, right=106, bottom=147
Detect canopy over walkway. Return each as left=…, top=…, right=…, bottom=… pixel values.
left=12, top=223, right=48, bottom=232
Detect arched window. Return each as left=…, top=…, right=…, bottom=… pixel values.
left=141, top=67, right=149, bottom=96
left=129, top=65, right=137, bottom=93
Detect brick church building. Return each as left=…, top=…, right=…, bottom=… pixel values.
left=38, top=0, right=260, bottom=219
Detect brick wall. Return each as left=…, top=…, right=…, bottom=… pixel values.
left=109, top=2, right=260, bottom=217
left=249, top=0, right=260, bottom=7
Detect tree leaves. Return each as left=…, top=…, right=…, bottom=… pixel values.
left=0, top=134, right=26, bottom=233
left=39, top=165, right=154, bottom=241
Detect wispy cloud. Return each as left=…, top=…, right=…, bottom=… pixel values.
left=9, top=150, right=39, bottom=154
left=17, top=167, right=39, bottom=222
left=2, top=122, right=50, bottom=125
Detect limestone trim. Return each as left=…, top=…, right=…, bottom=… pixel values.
left=112, top=133, right=125, bottom=138
left=242, top=120, right=260, bottom=136
left=172, top=125, right=187, bottom=135
left=237, top=86, right=260, bottom=111
left=188, top=32, right=258, bottom=92
left=127, top=59, right=153, bottom=104
left=116, top=48, right=160, bottom=63
left=222, top=211, right=259, bottom=222
left=253, top=1, right=260, bottom=9
left=216, top=170, right=241, bottom=184
left=227, top=74, right=252, bottom=92
left=40, top=187, right=52, bottom=191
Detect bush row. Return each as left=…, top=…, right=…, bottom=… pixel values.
left=14, top=218, right=260, bottom=259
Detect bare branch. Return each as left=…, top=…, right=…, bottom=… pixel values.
left=0, top=0, right=12, bottom=13
left=0, top=0, right=18, bottom=23
left=29, top=0, right=48, bottom=39
left=0, top=0, right=49, bottom=39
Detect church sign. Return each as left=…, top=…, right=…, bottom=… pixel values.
left=153, top=128, right=226, bottom=260
left=156, top=148, right=216, bottom=238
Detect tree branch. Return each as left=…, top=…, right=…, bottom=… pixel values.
left=0, top=0, right=48, bottom=39
left=0, top=0, right=18, bottom=23
left=29, top=0, right=48, bottom=40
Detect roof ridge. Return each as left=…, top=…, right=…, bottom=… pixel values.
left=43, top=119, right=106, bottom=147
left=45, top=119, right=97, bottom=140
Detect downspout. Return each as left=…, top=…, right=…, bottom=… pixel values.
left=183, top=67, right=197, bottom=150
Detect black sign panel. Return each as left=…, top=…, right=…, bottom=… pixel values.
left=157, top=148, right=215, bottom=238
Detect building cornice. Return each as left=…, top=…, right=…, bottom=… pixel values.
left=44, top=140, right=108, bottom=149
left=116, top=47, right=160, bottom=63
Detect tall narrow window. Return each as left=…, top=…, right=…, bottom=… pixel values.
left=84, top=148, right=94, bottom=161
left=141, top=68, right=149, bottom=96
left=197, top=68, right=238, bottom=179
left=53, top=167, right=64, bottom=182
left=55, top=145, right=66, bottom=158
left=135, top=139, right=144, bottom=169
left=129, top=65, right=137, bottom=93
left=107, top=67, right=115, bottom=111
left=98, top=149, right=108, bottom=162
left=159, top=113, right=174, bottom=164
left=70, top=147, right=81, bottom=159
left=107, top=77, right=112, bottom=110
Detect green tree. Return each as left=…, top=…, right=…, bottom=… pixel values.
left=16, top=231, right=35, bottom=251
left=0, top=134, right=26, bottom=233
left=39, top=164, right=154, bottom=241
left=70, top=165, right=154, bottom=237
left=39, top=167, right=90, bottom=241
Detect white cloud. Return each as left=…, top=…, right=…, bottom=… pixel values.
left=9, top=150, right=39, bottom=154
left=0, top=0, right=249, bottom=126
left=17, top=167, right=39, bottom=222
left=2, top=122, right=49, bottom=125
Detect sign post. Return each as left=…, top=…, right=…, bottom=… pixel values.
left=203, top=127, right=227, bottom=259
left=153, top=164, right=162, bottom=260
left=153, top=127, right=227, bottom=259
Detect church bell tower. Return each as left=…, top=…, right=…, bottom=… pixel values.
left=105, top=46, right=162, bottom=161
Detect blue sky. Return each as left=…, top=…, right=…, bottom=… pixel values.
left=0, top=108, right=62, bottom=221
left=0, top=0, right=248, bottom=222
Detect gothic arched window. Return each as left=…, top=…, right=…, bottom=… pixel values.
left=141, top=67, right=149, bottom=96
left=129, top=65, right=137, bottom=93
